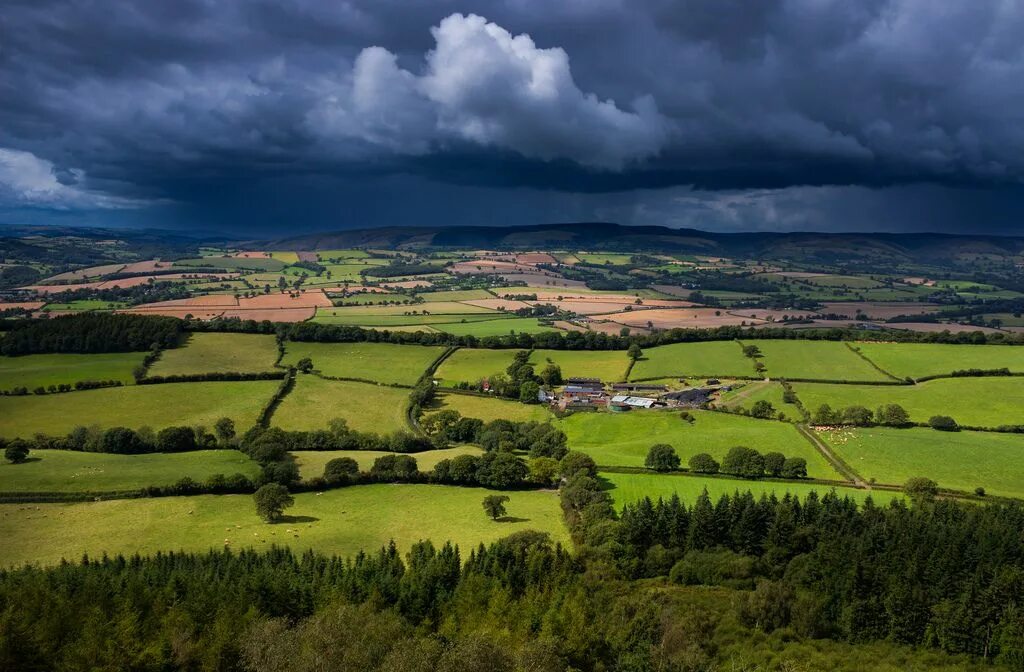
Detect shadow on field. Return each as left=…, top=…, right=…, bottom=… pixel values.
left=496, top=516, right=530, bottom=523
left=274, top=515, right=320, bottom=524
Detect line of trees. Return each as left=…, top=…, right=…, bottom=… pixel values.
left=0, top=313, right=183, bottom=355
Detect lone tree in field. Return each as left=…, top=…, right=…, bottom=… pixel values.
left=749, top=400, right=776, bottom=419
left=627, top=343, right=643, bottom=361
left=254, top=483, right=295, bottom=522
left=296, top=357, right=314, bottom=374
left=4, top=439, right=30, bottom=464
left=645, top=444, right=681, bottom=472
left=482, top=494, right=510, bottom=521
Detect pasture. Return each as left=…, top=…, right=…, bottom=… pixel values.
left=434, top=318, right=560, bottom=336
left=819, top=426, right=1024, bottom=498
left=148, top=333, right=279, bottom=377
left=416, top=289, right=494, bottom=301
left=752, top=340, right=892, bottom=381
left=174, top=257, right=286, bottom=272
left=292, top=447, right=483, bottom=480
left=426, top=393, right=552, bottom=423
left=281, top=342, right=444, bottom=385
left=312, top=311, right=504, bottom=327
left=557, top=410, right=842, bottom=479
left=0, top=449, right=259, bottom=493
left=793, top=377, right=1024, bottom=428
left=272, top=376, right=410, bottom=434
left=0, top=352, right=146, bottom=391
left=0, top=484, right=567, bottom=568
left=629, top=340, right=754, bottom=379
left=0, top=381, right=278, bottom=438
left=433, top=348, right=522, bottom=386
left=529, top=349, right=631, bottom=382
left=853, top=342, right=1024, bottom=379
left=601, top=471, right=901, bottom=509
left=715, top=381, right=793, bottom=416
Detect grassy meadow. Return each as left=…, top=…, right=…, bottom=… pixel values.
left=0, top=352, right=147, bottom=391
left=794, top=377, right=1024, bottom=428
left=0, top=484, right=567, bottom=568
left=426, top=393, right=553, bottom=423
left=853, top=342, right=1024, bottom=379
left=0, top=449, right=259, bottom=493
left=148, top=333, right=279, bottom=376
left=818, top=426, right=1024, bottom=498
left=753, top=340, right=892, bottom=381
left=434, top=318, right=560, bottom=336
left=433, top=348, right=522, bottom=386
left=272, top=376, right=410, bottom=434
left=0, top=381, right=278, bottom=438
left=601, top=471, right=902, bottom=509
left=529, top=348, right=631, bottom=382
left=557, top=410, right=842, bottom=479
left=629, top=340, right=754, bottom=379
left=292, top=447, right=483, bottom=480
left=281, top=341, right=444, bottom=385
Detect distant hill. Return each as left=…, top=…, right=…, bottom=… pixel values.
left=269, top=223, right=1024, bottom=265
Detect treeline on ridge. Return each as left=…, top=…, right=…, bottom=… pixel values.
left=0, top=313, right=183, bottom=355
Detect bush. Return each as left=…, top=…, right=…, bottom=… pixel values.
left=645, top=444, right=680, bottom=472
left=749, top=400, right=775, bottom=419
left=904, top=476, right=939, bottom=503
left=4, top=439, right=30, bottom=464
left=688, top=452, right=719, bottom=474
left=928, top=415, right=959, bottom=432
left=560, top=451, right=597, bottom=479
left=323, top=457, right=359, bottom=483
left=370, top=454, right=418, bottom=481
left=156, top=426, right=197, bottom=453
left=669, top=549, right=756, bottom=589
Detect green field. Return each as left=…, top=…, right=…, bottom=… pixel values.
left=794, top=377, right=1024, bottom=428
left=715, top=381, right=793, bottom=416
left=629, top=341, right=754, bottom=379
left=601, top=471, right=901, bottom=509
left=292, top=447, right=482, bottom=480
left=316, top=249, right=370, bottom=260
left=416, top=289, right=494, bottom=301
left=175, top=257, right=286, bottom=272
left=0, top=352, right=146, bottom=391
left=557, top=410, right=842, bottom=479
left=434, top=318, right=560, bottom=336
left=818, top=426, right=1024, bottom=498
left=273, top=376, right=410, bottom=434
left=427, top=393, right=553, bottom=423
left=529, top=349, right=631, bottom=382
left=281, top=342, right=443, bottom=385
left=753, top=340, right=892, bottom=381
left=854, top=342, right=1024, bottom=379
left=0, top=449, right=258, bottom=493
left=148, top=333, right=279, bottom=377
left=434, top=348, right=522, bottom=386
left=42, top=300, right=129, bottom=311
left=318, top=302, right=494, bottom=316
left=312, top=311, right=505, bottom=327
left=0, top=381, right=278, bottom=438
left=0, top=484, right=567, bottom=567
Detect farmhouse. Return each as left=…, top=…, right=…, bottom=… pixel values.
left=610, top=395, right=662, bottom=409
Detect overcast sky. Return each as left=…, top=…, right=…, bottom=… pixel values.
left=2, top=0, right=1024, bottom=235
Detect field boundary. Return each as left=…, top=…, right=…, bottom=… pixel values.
left=795, top=423, right=864, bottom=486
left=257, top=368, right=296, bottom=427
left=597, top=465, right=860, bottom=491
left=844, top=343, right=903, bottom=382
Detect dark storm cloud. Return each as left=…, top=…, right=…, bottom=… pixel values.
left=1, top=0, right=1024, bottom=231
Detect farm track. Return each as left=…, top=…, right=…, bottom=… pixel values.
left=796, top=423, right=865, bottom=487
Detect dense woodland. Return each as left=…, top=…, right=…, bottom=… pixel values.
left=0, top=314, right=183, bottom=355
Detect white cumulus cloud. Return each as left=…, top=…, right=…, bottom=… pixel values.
left=0, top=148, right=146, bottom=210
left=308, top=13, right=670, bottom=169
